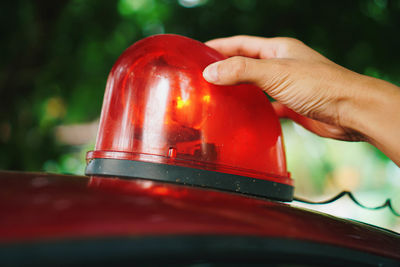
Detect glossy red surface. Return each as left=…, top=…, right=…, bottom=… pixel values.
left=0, top=171, right=399, bottom=260
left=88, top=34, right=291, bottom=184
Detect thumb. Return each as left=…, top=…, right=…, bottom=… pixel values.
left=203, top=56, right=273, bottom=87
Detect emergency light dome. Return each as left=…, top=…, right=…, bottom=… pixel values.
left=86, top=34, right=293, bottom=201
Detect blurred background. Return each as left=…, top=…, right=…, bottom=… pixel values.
left=0, top=0, right=399, bottom=231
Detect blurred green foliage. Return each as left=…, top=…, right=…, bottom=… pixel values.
left=0, top=0, right=399, bottom=229
left=1, top=0, right=399, bottom=171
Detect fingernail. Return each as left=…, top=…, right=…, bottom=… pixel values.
left=203, top=63, right=219, bottom=83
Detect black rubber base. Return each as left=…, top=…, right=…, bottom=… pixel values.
left=85, top=158, right=293, bottom=201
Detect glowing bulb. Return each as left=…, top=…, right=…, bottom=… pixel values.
left=176, top=96, right=190, bottom=109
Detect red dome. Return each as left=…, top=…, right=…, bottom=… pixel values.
left=86, top=34, right=293, bottom=201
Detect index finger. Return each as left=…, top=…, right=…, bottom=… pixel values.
left=205, top=35, right=281, bottom=59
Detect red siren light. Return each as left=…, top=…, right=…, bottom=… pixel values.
left=86, top=34, right=293, bottom=201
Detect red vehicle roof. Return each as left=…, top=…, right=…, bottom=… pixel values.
left=0, top=171, right=399, bottom=265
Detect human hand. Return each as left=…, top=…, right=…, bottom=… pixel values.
left=203, top=35, right=400, bottom=165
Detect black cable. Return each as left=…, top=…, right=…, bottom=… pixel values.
left=294, top=191, right=400, bottom=217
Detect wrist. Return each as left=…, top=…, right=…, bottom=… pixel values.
left=340, top=73, right=400, bottom=164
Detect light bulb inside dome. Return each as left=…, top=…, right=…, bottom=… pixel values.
left=117, top=50, right=212, bottom=159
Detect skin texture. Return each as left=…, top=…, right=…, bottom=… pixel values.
left=202, top=35, right=400, bottom=166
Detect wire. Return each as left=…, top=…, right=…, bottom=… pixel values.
left=294, top=191, right=400, bottom=217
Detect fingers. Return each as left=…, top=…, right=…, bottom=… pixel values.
left=203, top=56, right=277, bottom=87
left=206, top=35, right=328, bottom=63
left=272, top=102, right=349, bottom=140
left=205, top=35, right=280, bottom=59
left=272, top=101, right=293, bottom=118
left=273, top=102, right=317, bottom=130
